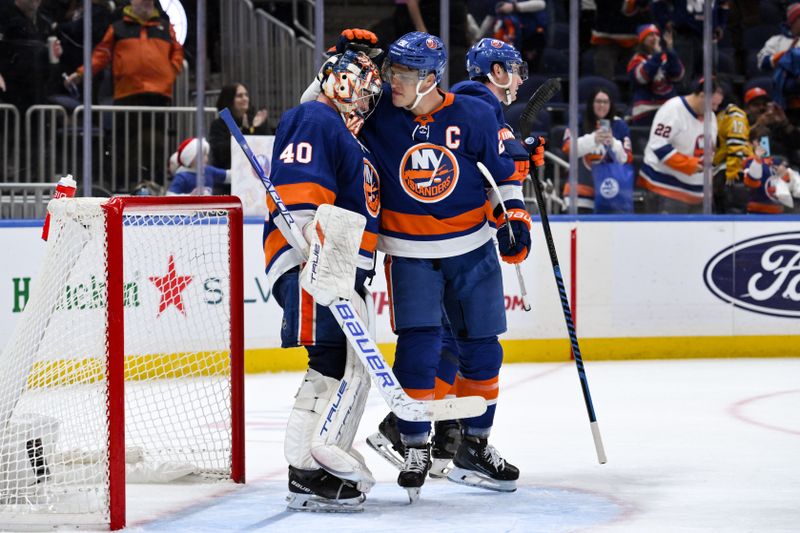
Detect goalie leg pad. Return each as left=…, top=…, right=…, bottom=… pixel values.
left=285, top=368, right=340, bottom=470
left=310, top=290, right=374, bottom=492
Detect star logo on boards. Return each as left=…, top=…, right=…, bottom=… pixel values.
left=149, top=255, right=193, bottom=317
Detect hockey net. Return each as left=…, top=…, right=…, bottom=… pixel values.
left=0, top=196, right=244, bottom=529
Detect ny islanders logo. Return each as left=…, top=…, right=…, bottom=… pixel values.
left=490, top=39, right=504, bottom=48
left=399, top=144, right=460, bottom=203
left=363, top=158, right=380, bottom=217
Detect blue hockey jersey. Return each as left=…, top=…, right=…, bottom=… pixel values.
left=262, top=100, right=381, bottom=287
left=360, top=87, right=519, bottom=258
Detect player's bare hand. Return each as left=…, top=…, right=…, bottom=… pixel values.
left=252, top=109, right=268, bottom=128
left=594, top=129, right=613, bottom=146
left=63, top=71, right=81, bottom=88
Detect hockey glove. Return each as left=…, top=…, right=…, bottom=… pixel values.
left=523, top=136, right=547, bottom=169
left=503, top=136, right=531, bottom=178
left=496, top=208, right=532, bottom=264
left=329, top=28, right=382, bottom=58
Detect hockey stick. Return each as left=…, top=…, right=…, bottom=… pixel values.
left=519, top=81, right=607, bottom=464
left=476, top=162, right=531, bottom=312
left=221, top=108, right=486, bottom=422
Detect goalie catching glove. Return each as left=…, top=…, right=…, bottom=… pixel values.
left=496, top=208, right=531, bottom=264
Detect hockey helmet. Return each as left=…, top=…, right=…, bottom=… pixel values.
left=320, top=49, right=382, bottom=134
left=382, top=32, right=447, bottom=84
left=466, top=38, right=528, bottom=82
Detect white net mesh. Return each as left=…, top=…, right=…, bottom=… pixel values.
left=0, top=198, right=237, bottom=527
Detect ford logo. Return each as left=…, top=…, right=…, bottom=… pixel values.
left=703, top=231, right=800, bottom=318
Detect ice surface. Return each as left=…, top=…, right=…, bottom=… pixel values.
left=108, top=359, right=799, bottom=532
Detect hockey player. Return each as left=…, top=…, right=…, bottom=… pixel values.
left=638, top=78, right=722, bottom=213
left=358, top=32, right=528, bottom=501
left=264, top=49, right=383, bottom=512
left=366, top=37, right=544, bottom=480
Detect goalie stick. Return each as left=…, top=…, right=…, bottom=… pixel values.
left=476, top=162, right=531, bottom=312
left=519, top=80, right=608, bottom=464
left=221, top=108, right=486, bottom=422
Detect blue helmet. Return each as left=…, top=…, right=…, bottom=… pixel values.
left=384, top=31, right=447, bottom=83
left=466, top=38, right=528, bottom=81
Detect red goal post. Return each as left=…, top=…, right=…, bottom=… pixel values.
left=0, top=196, right=244, bottom=530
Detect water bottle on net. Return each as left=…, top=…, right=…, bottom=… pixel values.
left=41, top=174, right=77, bottom=241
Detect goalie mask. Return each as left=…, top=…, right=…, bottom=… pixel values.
left=320, top=50, right=382, bottom=136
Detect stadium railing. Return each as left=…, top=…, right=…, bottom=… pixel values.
left=0, top=104, right=20, bottom=183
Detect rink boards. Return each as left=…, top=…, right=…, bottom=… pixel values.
left=1, top=216, right=798, bottom=371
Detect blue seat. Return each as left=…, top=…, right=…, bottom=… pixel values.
left=745, top=50, right=763, bottom=78
left=744, top=76, right=774, bottom=94
left=628, top=125, right=651, bottom=158
left=743, top=25, right=776, bottom=51
left=549, top=23, right=570, bottom=49
left=541, top=48, right=569, bottom=76
left=578, top=76, right=621, bottom=105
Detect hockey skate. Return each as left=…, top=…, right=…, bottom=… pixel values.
left=398, top=444, right=432, bottom=503
left=447, top=435, right=519, bottom=492
left=286, top=466, right=365, bottom=512
left=366, top=412, right=405, bottom=469
left=429, top=420, right=461, bottom=478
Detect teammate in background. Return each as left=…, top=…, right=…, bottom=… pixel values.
left=359, top=32, right=528, bottom=501
left=264, top=49, right=382, bottom=512
left=712, top=88, right=752, bottom=213
left=366, top=37, right=543, bottom=480
left=638, top=78, right=722, bottom=214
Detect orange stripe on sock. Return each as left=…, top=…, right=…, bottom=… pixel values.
left=404, top=388, right=435, bottom=401
left=454, top=375, right=499, bottom=401
left=434, top=377, right=455, bottom=400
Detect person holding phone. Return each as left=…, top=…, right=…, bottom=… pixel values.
left=561, top=87, right=634, bottom=212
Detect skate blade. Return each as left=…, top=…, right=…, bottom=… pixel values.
left=405, top=487, right=421, bottom=504
left=366, top=432, right=404, bottom=470
left=446, top=466, right=517, bottom=493
left=428, top=457, right=452, bottom=479
left=286, top=492, right=365, bottom=513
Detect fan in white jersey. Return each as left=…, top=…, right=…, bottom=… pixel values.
left=638, top=78, right=722, bottom=214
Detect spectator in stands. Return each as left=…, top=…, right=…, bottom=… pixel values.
left=494, top=1, right=547, bottom=70
left=590, top=0, right=650, bottom=80
left=652, top=0, right=729, bottom=87
left=63, top=0, right=183, bottom=186
left=638, top=78, right=723, bottom=214
left=0, top=0, right=63, bottom=113
left=562, top=87, right=634, bottom=213
left=712, top=86, right=752, bottom=213
left=757, top=3, right=800, bottom=74
left=758, top=3, right=800, bottom=122
left=742, top=128, right=800, bottom=214
left=63, top=0, right=183, bottom=107
left=168, top=137, right=231, bottom=196
left=208, top=84, right=269, bottom=171
left=628, top=23, right=685, bottom=126
left=404, top=0, right=470, bottom=82
left=745, top=87, right=800, bottom=167
left=51, top=1, right=115, bottom=81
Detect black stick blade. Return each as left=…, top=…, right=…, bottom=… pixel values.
left=519, top=78, right=561, bottom=139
